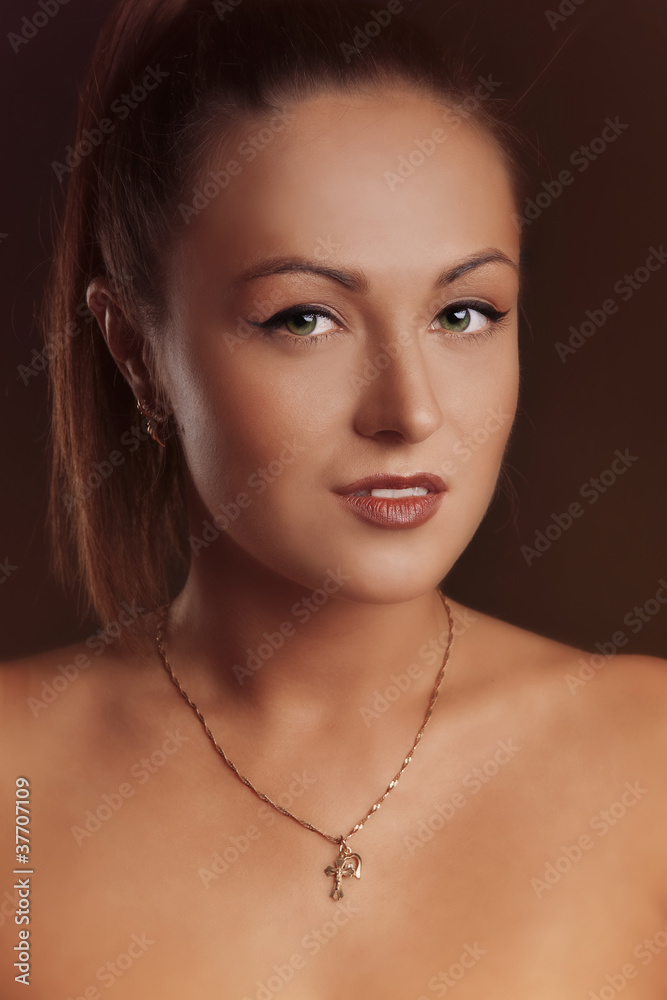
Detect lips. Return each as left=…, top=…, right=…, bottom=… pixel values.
left=333, top=472, right=447, bottom=530
left=334, top=472, right=447, bottom=496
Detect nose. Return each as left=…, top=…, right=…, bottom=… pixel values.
left=352, top=333, right=444, bottom=445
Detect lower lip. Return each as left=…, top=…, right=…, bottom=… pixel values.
left=335, top=491, right=445, bottom=529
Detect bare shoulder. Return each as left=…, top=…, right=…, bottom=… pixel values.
left=447, top=595, right=667, bottom=753
left=445, top=597, right=667, bottom=877
left=0, top=611, right=160, bottom=756
left=450, top=592, right=667, bottom=676
left=0, top=639, right=95, bottom=724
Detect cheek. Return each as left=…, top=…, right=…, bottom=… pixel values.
left=167, top=332, right=325, bottom=504
left=168, top=316, right=519, bottom=540
left=445, top=341, right=519, bottom=491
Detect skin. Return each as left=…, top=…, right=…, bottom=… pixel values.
left=1, top=86, right=667, bottom=998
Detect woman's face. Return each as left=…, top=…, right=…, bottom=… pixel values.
left=160, top=85, right=521, bottom=604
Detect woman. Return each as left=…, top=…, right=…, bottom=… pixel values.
left=2, top=0, right=666, bottom=996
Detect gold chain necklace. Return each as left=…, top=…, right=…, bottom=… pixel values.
left=155, top=590, right=454, bottom=901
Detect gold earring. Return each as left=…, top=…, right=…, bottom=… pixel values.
left=136, top=397, right=167, bottom=448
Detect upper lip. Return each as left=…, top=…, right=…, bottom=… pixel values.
left=334, top=472, right=447, bottom=495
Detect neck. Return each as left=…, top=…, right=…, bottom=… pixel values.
left=161, top=540, right=453, bottom=735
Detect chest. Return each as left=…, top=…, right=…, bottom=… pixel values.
left=10, top=741, right=667, bottom=1000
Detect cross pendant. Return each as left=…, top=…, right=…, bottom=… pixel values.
left=324, top=839, right=362, bottom=900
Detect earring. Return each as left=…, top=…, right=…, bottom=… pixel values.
left=136, top=397, right=167, bottom=448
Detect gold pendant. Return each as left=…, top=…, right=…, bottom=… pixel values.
left=324, top=839, right=362, bottom=900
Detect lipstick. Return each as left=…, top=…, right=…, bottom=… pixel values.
left=333, top=473, right=446, bottom=529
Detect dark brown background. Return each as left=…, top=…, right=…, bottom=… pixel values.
left=1, top=0, right=665, bottom=659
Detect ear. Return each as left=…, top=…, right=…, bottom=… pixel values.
left=86, top=277, right=156, bottom=403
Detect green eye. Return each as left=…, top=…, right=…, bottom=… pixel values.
left=250, top=305, right=340, bottom=343
left=285, top=313, right=319, bottom=336
left=433, top=302, right=509, bottom=336
left=438, top=307, right=473, bottom=333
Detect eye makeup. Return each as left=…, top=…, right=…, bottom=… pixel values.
left=246, top=299, right=511, bottom=347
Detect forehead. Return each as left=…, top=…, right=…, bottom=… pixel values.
left=177, top=86, right=518, bottom=281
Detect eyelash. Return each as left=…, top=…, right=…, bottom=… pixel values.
left=249, top=300, right=511, bottom=347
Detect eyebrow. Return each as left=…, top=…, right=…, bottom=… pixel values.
left=232, top=249, right=519, bottom=294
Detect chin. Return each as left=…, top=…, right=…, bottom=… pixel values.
left=268, top=545, right=455, bottom=608
left=330, top=577, right=447, bottom=607
left=228, top=486, right=493, bottom=604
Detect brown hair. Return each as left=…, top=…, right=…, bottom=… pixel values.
left=45, top=0, right=528, bottom=631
